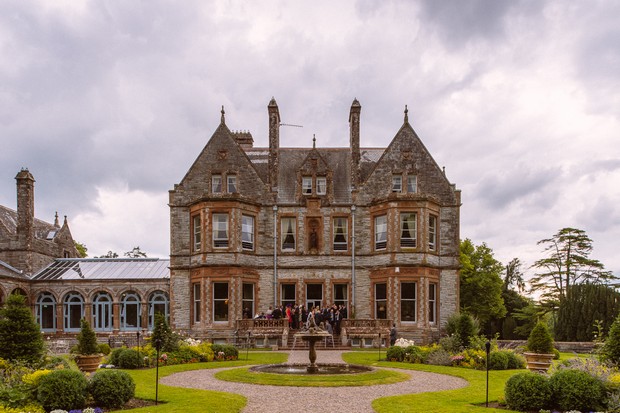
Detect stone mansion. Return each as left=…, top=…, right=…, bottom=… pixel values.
left=0, top=98, right=461, bottom=344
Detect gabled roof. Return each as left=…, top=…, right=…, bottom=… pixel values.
left=0, top=259, right=26, bottom=279
left=31, top=258, right=170, bottom=281
left=0, top=205, right=59, bottom=240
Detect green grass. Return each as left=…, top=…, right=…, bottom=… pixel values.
left=342, top=352, right=520, bottom=413
left=120, top=352, right=287, bottom=412
left=215, top=366, right=409, bottom=386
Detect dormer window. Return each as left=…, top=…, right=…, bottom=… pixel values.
left=212, top=175, right=222, bottom=193
left=316, top=177, right=327, bottom=195
left=227, top=175, right=237, bottom=193
left=392, top=175, right=402, bottom=193
left=302, top=176, right=312, bottom=194
left=407, top=175, right=417, bottom=193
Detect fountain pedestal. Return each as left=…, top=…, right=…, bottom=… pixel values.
left=295, top=327, right=331, bottom=374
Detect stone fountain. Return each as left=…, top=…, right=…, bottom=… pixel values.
left=293, top=320, right=333, bottom=373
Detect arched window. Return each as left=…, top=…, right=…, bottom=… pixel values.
left=120, top=292, right=141, bottom=331
left=63, top=292, right=84, bottom=332
left=93, top=292, right=113, bottom=331
left=36, top=293, right=56, bottom=332
left=148, top=291, right=169, bottom=329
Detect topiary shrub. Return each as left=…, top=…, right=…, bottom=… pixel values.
left=89, top=369, right=135, bottom=408
left=526, top=322, right=554, bottom=354
left=489, top=351, right=509, bottom=370
left=37, top=369, right=88, bottom=412
left=117, top=349, right=142, bottom=369
left=549, top=368, right=606, bottom=412
left=504, top=372, right=551, bottom=411
left=386, top=346, right=405, bottom=362
left=76, top=319, right=99, bottom=355
left=211, top=344, right=239, bottom=360
left=0, top=294, right=44, bottom=365
left=107, top=347, right=126, bottom=366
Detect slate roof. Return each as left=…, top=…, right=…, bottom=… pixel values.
left=0, top=205, right=59, bottom=240
left=31, top=258, right=170, bottom=281
left=246, top=147, right=385, bottom=204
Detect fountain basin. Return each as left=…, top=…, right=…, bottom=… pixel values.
left=250, top=363, right=374, bottom=375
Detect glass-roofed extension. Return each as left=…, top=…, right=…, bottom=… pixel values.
left=30, top=258, right=170, bottom=335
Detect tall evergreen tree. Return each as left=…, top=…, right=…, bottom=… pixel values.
left=530, top=228, right=615, bottom=304
left=0, top=294, right=44, bottom=364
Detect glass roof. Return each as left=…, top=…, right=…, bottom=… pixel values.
left=31, top=258, right=170, bottom=281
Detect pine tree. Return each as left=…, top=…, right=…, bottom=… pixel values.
left=151, top=312, right=178, bottom=352
left=77, top=318, right=99, bottom=355
left=0, top=294, right=44, bottom=364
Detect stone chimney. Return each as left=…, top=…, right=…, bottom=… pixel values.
left=15, top=168, right=35, bottom=248
left=349, top=98, right=361, bottom=189
left=233, top=130, right=254, bottom=149
left=268, top=97, right=280, bottom=191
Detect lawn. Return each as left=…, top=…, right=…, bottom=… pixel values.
left=120, top=352, right=287, bottom=413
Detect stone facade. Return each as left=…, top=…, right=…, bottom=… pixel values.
left=170, top=99, right=461, bottom=343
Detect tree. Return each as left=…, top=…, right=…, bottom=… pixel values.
left=76, top=318, right=99, bottom=355
left=530, top=228, right=615, bottom=304
left=497, top=257, right=532, bottom=339
left=459, top=239, right=506, bottom=325
left=74, top=241, right=88, bottom=258
left=555, top=283, right=620, bottom=341
left=602, top=314, right=620, bottom=366
left=503, top=258, right=525, bottom=293
left=124, top=246, right=147, bottom=258
left=151, top=312, right=178, bottom=353
left=97, top=251, right=119, bottom=258
left=0, top=293, right=44, bottom=364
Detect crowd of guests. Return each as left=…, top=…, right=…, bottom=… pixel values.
left=243, top=303, right=348, bottom=335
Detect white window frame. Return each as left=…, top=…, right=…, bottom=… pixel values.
left=93, top=292, right=113, bottom=332
left=316, top=177, right=327, bottom=195
left=193, top=283, right=201, bottom=324
left=192, top=215, right=201, bottom=252
left=333, top=284, right=348, bottom=308
left=242, top=215, right=255, bottom=250
left=333, top=217, right=348, bottom=251
left=227, top=175, right=237, bottom=193
left=120, top=292, right=141, bottom=331
left=429, top=215, right=437, bottom=251
left=63, top=292, right=84, bottom=332
left=400, top=212, right=417, bottom=248
left=375, top=215, right=387, bottom=250
left=213, top=213, right=229, bottom=248
left=242, top=283, right=255, bottom=318
left=302, top=176, right=312, bottom=194
left=281, top=217, right=296, bottom=251
left=392, top=175, right=402, bottom=192
left=213, top=282, right=229, bottom=322
left=37, top=293, right=56, bottom=332
left=407, top=174, right=417, bottom=193
left=148, top=291, right=169, bottom=329
left=212, top=174, right=222, bottom=193
left=375, top=283, right=387, bottom=319
left=429, top=283, right=437, bottom=325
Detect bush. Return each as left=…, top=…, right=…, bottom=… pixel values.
left=549, top=368, right=606, bottom=412
left=76, top=319, right=99, bottom=355
left=117, top=349, right=142, bottom=369
left=439, top=335, right=461, bottom=353
left=211, top=344, right=238, bottom=360
left=489, top=351, right=509, bottom=370
left=107, top=347, right=126, bottom=366
left=97, top=343, right=111, bottom=356
left=404, top=345, right=425, bottom=363
left=0, top=294, right=44, bottom=365
left=446, top=313, right=479, bottom=349
left=37, top=369, right=88, bottom=412
left=603, top=314, right=620, bottom=366
left=526, top=322, right=554, bottom=354
left=386, top=346, right=405, bottom=362
left=89, top=369, right=135, bottom=408
left=504, top=372, right=551, bottom=411
left=425, top=348, right=452, bottom=366
left=504, top=351, right=526, bottom=369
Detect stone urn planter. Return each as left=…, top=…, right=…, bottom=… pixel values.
left=75, top=354, right=102, bottom=373
left=523, top=352, right=554, bottom=373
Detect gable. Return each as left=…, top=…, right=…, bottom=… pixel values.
left=359, top=123, right=458, bottom=205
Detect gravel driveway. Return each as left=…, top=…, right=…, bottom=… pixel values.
left=160, top=350, right=468, bottom=413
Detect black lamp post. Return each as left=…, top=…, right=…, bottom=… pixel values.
left=378, top=332, right=382, bottom=361
left=485, top=340, right=491, bottom=408
left=136, top=331, right=141, bottom=365
left=246, top=331, right=251, bottom=361
left=154, top=338, right=162, bottom=406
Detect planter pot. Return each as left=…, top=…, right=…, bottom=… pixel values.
left=523, top=352, right=554, bottom=373
left=75, top=354, right=102, bottom=373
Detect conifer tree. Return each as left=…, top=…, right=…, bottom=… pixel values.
left=0, top=293, right=44, bottom=364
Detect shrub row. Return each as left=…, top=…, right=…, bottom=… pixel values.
left=37, top=369, right=134, bottom=411
left=505, top=369, right=607, bottom=412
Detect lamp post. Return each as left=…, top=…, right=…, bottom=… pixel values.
left=136, top=330, right=141, bottom=365
left=154, top=338, right=161, bottom=406
left=485, top=340, right=491, bottom=408
left=378, top=332, right=382, bottom=361
left=246, top=331, right=251, bottom=361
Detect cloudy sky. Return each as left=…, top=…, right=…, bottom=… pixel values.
left=1, top=1, right=619, bottom=283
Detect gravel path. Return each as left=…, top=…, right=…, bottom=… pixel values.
left=161, top=351, right=468, bottom=413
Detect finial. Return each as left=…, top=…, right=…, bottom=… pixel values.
left=64, top=215, right=68, bottom=225
left=313, top=134, right=316, bottom=149
left=54, top=212, right=59, bottom=228
left=442, top=166, right=446, bottom=175
left=221, top=105, right=225, bottom=124
left=404, top=105, right=409, bottom=123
